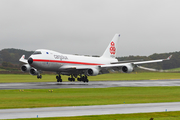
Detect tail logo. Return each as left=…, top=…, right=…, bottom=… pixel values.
left=110, top=41, right=116, bottom=55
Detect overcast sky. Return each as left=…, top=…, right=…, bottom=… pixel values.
left=0, top=0, right=180, bottom=57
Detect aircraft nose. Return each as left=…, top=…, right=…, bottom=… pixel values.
left=28, top=58, right=33, bottom=64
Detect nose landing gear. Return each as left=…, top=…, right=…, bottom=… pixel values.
left=37, top=75, right=42, bottom=79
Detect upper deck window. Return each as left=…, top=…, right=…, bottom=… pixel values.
left=33, top=51, right=42, bottom=55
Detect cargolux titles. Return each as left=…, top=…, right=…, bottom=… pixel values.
left=54, top=55, right=68, bottom=60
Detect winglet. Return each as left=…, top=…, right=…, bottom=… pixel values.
left=166, top=55, right=172, bottom=60
left=19, top=55, right=28, bottom=64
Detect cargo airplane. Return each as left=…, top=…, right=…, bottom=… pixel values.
left=19, top=34, right=172, bottom=82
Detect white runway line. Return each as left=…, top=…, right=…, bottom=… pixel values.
left=0, top=102, right=180, bottom=119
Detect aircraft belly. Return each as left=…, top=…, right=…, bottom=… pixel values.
left=57, top=63, right=86, bottom=74
left=33, top=61, right=62, bottom=72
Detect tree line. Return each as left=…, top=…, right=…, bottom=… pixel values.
left=0, top=48, right=179, bottom=70
left=0, top=48, right=33, bottom=68
left=117, top=52, right=178, bottom=70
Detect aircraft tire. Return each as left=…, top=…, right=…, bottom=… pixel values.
left=56, top=76, right=59, bottom=82
left=37, top=75, right=42, bottom=79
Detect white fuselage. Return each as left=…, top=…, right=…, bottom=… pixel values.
left=30, top=49, right=118, bottom=72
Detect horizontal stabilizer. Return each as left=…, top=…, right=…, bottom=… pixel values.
left=19, top=55, right=28, bottom=64
left=137, top=65, right=164, bottom=72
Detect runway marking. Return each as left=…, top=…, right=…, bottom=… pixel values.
left=1, top=102, right=180, bottom=119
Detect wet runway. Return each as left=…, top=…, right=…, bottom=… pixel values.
left=1, top=80, right=180, bottom=119
left=1, top=102, right=180, bottom=119
left=0, top=79, right=180, bottom=90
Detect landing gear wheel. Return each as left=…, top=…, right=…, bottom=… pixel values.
left=56, top=75, right=62, bottom=82
left=68, top=75, right=76, bottom=82
left=78, top=75, right=88, bottom=83
left=37, top=75, right=42, bottom=79
left=68, top=77, right=75, bottom=82
left=77, top=77, right=81, bottom=81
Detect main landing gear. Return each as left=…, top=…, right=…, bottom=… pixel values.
left=68, top=75, right=75, bottom=82
left=56, top=74, right=89, bottom=83
left=68, top=75, right=88, bottom=82
left=77, top=75, right=89, bottom=82
left=37, top=74, right=89, bottom=83
left=56, top=74, right=62, bottom=82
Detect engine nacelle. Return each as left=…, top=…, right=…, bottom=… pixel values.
left=21, top=64, right=31, bottom=72
left=122, top=64, right=134, bottom=73
left=29, top=68, right=39, bottom=75
left=86, top=68, right=99, bottom=76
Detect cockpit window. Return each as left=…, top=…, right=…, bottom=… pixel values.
left=33, top=51, right=42, bottom=55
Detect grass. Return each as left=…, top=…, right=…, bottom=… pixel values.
left=1, top=73, right=180, bottom=119
left=167, top=67, right=180, bottom=72
left=13, top=111, right=180, bottom=120
left=1, top=72, right=180, bottom=83
left=0, top=87, right=180, bottom=109
left=0, top=68, right=8, bottom=71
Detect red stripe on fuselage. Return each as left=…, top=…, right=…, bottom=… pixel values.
left=33, top=59, right=104, bottom=66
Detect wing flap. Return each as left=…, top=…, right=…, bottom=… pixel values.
left=101, top=63, right=127, bottom=68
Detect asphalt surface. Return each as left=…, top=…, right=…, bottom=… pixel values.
left=1, top=102, right=180, bottom=119
left=1, top=80, right=180, bottom=119
left=0, top=79, right=180, bottom=89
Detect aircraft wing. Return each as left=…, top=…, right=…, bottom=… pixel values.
left=59, top=55, right=172, bottom=70
left=110, top=59, right=143, bottom=64
left=101, top=55, right=172, bottom=68
left=133, top=55, right=172, bottom=65
left=19, top=55, right=28, bottom=64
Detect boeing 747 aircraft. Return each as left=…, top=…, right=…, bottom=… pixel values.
left=19, top=34, right=172, bottom=82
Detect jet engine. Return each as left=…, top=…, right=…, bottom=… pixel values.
left=30, top=68, right=39, bottom=75
left=86, top=68, right=99, bottom=76
left=122, top=64, right=134, bottom=73
left=21, top=64, right=31, bottom=72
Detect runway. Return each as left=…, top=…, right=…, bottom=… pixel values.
left=0, top=79, right=180, bottom=89
left=1, top=102, right=180, bottom=119
left=1, top=80, right=180, bottom=119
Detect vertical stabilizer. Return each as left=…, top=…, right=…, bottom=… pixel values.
left=101, top=34, right=120, bottom=58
